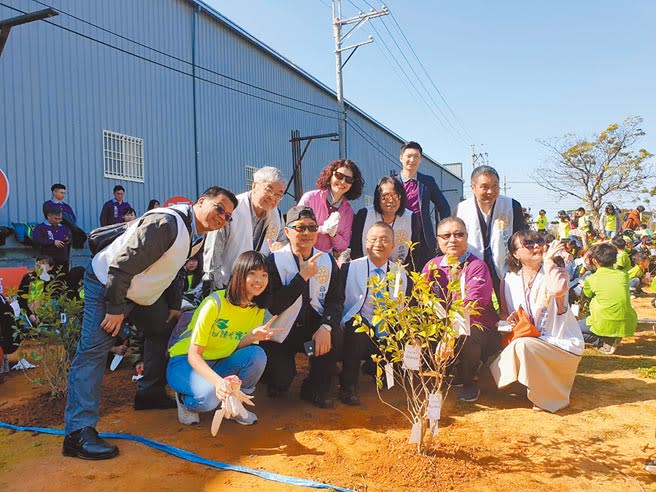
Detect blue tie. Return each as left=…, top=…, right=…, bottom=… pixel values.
left=372, top=268, right=386, bottom=336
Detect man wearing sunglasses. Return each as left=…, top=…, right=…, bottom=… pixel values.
left=261, top=206, right=344, bottom=409
left=456, top=165, right=527, bottom=297
left=422, top=217, right=500, bottom=403
left=63, top=186, right=237, bottom=461
left=203, top=166, right=286, bottom=291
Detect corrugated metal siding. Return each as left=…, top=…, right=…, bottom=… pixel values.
left=0, top=0, right=462, bottom=235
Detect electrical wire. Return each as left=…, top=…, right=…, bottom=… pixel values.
left=0, top=1, right=337, bottom=119
left=27, top=0, right=339, bottom=114
left=346, top=118, right=401, bottom=168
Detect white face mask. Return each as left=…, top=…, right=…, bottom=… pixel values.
left=39, top=271, right=51, bottom=282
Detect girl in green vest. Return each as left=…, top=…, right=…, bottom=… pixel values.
left=167, top=251, right=277, bottom=426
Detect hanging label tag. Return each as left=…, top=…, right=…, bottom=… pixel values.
left=60, top=312, right=67, bottom=324
left=427, top=392, right=442, bottom=421
left=430, top=419, right=440, bottom=436
left=385, top=363, right=394, bottom=389
left=454, top=311, right=470, bottom=336
left=408, top=420, right=422, bottom=444
left=402, top=343, right=421, bottom=371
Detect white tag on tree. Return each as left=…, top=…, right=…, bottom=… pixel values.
left=453, top=311, right=470, bottom=336
left=408, top=420, right=422, bottom=444
left=385, top=363, right=394, bottom=389
left=402, top=344, right=421, bottom=371
left=427, top=392, right=442, bottom=421
left=430, top=419, right=440, bottom=436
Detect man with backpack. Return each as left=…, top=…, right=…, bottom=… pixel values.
left=63, top=186, right=237, bottom=461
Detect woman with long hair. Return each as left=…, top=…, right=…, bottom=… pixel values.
left=298, top=159, right=363, bottom=256
left=489, top=230, right=583, bottom=412
left=167, top=251, right=277, bottom=426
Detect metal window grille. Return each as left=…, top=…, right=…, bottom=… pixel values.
left=244, top=165, right=258, bottom=190
left=103, top=130, right=144, bottom=182
left=363, top=194, right=374, bottom=208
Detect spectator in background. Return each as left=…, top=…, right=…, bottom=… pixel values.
left=398, top=141, right=451, bottom=269
left=628, top=251, right=652, bottom=295
left=122, top=208, right=137, bottom=222
left=556, top=210, right=571, bottom=241
left=99, top=185, right=132, bottom=226
left=43, top=183, right=76, bottom=225
left=298, top=160, right=363, bottom=259
left=32, top=207, right=72, bottom=274
left=456, top=165, right=527, bottom=297
left=147, top=199, right=160, bottom=211
left=611, top=236, right=631, bottom=271
left=17, top=256, right=56, bottom=326
left=623, top=205, right=644, bottom=231
left=599, top=203, right=621, bottom=239
left=535, top=209, right=548, bottom=232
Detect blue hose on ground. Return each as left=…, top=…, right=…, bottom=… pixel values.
left=0, top=421, right=353, bottom=492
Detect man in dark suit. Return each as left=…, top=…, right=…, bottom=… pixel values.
left=398, top=141, right=451, bottom=269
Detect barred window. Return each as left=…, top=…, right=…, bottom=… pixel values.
left=244, top=165, right=258, bottom=190
left=103, top=130, right=144, bottom=182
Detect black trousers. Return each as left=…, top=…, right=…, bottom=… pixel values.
left=126, top=295, right=174, bottom=395
left=456, top=327, right=501, bottom=385
left=261, top=314, right=343, bottom=396
left=339, top=319, right=379, bottom=393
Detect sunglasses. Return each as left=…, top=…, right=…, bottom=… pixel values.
left=213, top=203, right=233, bottom=223
left=437, top=231, right=466, bottom=240
left=380, top=192, right=400, bottom=202
left=287, top=224, right=319, bottom=233
left=520, top=238, right=546, bottom=249
left=333, top=171, right=355, bottom=185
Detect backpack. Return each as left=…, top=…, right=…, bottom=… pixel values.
left=88, top=207, right=191, bottom=256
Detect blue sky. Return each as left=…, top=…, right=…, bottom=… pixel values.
left=207, top=0, right=656, bottom=219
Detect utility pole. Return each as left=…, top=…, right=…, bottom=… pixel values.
left=470, top=144, right=488, bottom=169
left=333, top=0, right=388, bottom=159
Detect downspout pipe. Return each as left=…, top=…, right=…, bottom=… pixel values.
left=192, top=4, right=200, bottom=196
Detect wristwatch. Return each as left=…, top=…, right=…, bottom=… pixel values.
left=320, top=323, right=332, bottom=333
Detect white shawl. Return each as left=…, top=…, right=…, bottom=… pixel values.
left=361, top=207, right=413, bottom=263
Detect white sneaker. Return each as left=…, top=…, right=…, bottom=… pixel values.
left=226, top=409, right=258, bottom=426
left=175, top=393, right=200, bottom=425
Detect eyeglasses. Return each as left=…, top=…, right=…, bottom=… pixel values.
left=287, top=224, right=319, bottom=233
left=333, top=171, right=355, bottom=185
left=213, top=203, right=233, bottom=223
left=380, top=192, right=400, bottom=202
left=437, top=231, right=466, bottom=240
left=264, top=185, right=284, bottom=200
left=520, top=238, right=546, bottom=249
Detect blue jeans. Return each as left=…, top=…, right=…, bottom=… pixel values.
left=64, top=269, right=117, bottom=434
left=166, top=345, right=266, bottom=413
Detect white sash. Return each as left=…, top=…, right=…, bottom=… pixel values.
left=456, top=196, right=513, bottom=279
left=341, top=257, right=407, bottom=324
left=361, top=207, right=413, bottom=262
left=269, top=245, right=333, bottom=342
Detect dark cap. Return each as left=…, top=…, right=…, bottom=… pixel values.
left=285, top=205, right=316, bottom=225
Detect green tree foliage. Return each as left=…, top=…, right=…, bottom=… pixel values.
left=535, top=116, right=653, bottom=223
left=354, top=257, right=479, bottom=453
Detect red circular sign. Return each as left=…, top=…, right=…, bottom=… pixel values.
left=163, top=195, right=193, bottom=207
left=0, top=169, right=9, bottom=208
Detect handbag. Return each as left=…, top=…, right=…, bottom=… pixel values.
left=501, top=305, right=540, bottom=348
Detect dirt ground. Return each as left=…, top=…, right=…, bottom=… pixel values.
left=1, top=298, right=655, bottom=492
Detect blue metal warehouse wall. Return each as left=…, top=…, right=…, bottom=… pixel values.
left=0, top=0, right=462, bottom=233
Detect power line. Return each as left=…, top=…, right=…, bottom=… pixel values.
left=346, top=0, right=469, bottom=147
left=346, top=119, right=400, bottom=168
left=1, top=1, right=337, bottom=119
left=23, top=0, right=339, bottom=114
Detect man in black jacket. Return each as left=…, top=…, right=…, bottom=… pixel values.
left=261, top=206, right=344, bottom=409
left=63, top=186, right=237, bottom=461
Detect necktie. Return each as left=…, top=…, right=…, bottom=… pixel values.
left=372, top=268, right=386, bottom=337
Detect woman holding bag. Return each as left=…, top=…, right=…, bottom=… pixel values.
left=490, top=230, right=584, bottom=412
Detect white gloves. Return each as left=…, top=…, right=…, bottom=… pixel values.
left=318, top=211, right=340, bottom=237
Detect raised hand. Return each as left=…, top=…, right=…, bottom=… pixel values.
left=297, top=251, right=323, bottom=281
left=249, top=315, right=280, bottom=342
left=543, top=240, right=564, bottom=262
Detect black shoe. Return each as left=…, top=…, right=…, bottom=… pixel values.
left=338, top=390, right=360, bottom=406
left=300, top=383, right=334, bottom=409
left=456, top=382, right=480, bottom=403
left=134, top=390, right=176, bottom=410
left=62, top=427, right=119, bottom=460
